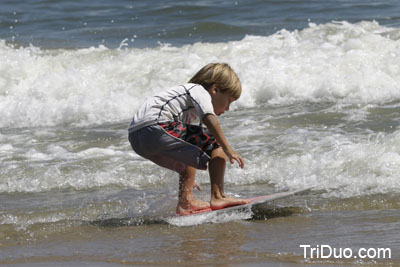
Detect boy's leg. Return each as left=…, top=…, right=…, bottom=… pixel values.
left=209, top=147, right=249, bottom=210
left=176, top=165, right=210, bottom=214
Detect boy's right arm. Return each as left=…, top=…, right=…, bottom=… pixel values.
left=202, top=114, right=244, bottom=168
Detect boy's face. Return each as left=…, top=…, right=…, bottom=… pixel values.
left=210, top=85, right=235, bottom=116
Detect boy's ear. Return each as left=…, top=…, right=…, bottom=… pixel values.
left=210, top=84, right=219, bottom=95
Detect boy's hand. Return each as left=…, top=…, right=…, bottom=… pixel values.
left=203, top=114, right=244, bottom=168
left=224, top=148, right=244, bottom=168
left=193, top=182, right=202, bottom=191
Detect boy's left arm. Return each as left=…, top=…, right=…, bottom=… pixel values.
left=202, top=114, right=244, bottom=168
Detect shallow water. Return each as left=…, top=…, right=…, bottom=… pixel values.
left=1, top=186, right=399, bottom=265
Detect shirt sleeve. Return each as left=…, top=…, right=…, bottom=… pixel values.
left=186, top=84, right=216, bottom=120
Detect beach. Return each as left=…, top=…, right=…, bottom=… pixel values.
left=1, top=0, right=400, bottom=265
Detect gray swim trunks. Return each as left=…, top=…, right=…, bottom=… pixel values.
left=129, top=123, right=219, bottom=174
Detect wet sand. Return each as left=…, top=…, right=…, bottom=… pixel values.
left=1, top=192, right=399, bottom=266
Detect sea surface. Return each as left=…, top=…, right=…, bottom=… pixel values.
left=1, top=0, right=400, bottom=266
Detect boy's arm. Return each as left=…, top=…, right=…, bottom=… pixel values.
left=202, top=114, right=244, bottom=168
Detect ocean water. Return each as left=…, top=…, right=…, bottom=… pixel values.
left=1, top=0, right=400, bottom=266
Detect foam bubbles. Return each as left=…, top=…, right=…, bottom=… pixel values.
left=236, top=21, right=400, bottom=106
left=225, top=127, right=400, bottom=198
left=1, top=21, right=400, bottom=128
left=165, top=208, right=252, bottom=226
left=1, top=21, right=400, bottom=198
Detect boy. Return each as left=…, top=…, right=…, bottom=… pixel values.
left=128, top=63, right=249, bottom=215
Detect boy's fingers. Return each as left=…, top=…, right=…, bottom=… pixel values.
left=237, top=157, right=244, bottom=168
left=193, top=183, right=202, bottom=191
left=230, top=154, right=244, bottom=168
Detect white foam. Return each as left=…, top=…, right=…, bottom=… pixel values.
left=237, top=21, right=400, bottom=106
left=1, top=21, right=400, bottom=128
left=25, top=148, right=52, bottom=161
left=2, top=128, right=400, bottom=197
left=224, top=128, right=400, bottom=198
left=165, top=208, right=252, bottom=226
left=0, top=144, right=13, bottom=151
left=1, top=20, right=400, bottom=198
left=0, top=143, right=172, bottom=193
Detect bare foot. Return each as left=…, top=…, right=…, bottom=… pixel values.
left=176, top=198, right=211, bottom=215
left=210, top=196, right=250, bottom=210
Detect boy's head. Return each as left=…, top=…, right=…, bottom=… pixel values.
left=189, top=63, right=242, bottom=100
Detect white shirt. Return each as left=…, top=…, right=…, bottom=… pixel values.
left=129, top=83, right=216, bottom=133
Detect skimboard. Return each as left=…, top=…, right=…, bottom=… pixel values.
left=90, top=188, right=312, bottom=227
left=177, top=187, right=312, bottom=217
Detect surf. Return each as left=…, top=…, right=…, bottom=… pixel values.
left=1, top=21, right=400, bottom=128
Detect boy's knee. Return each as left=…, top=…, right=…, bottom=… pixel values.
left=211, top=147, right=226, bottom=160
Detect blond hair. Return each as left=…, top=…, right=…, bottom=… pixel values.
left=188, top=63, right=242, bottom=100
